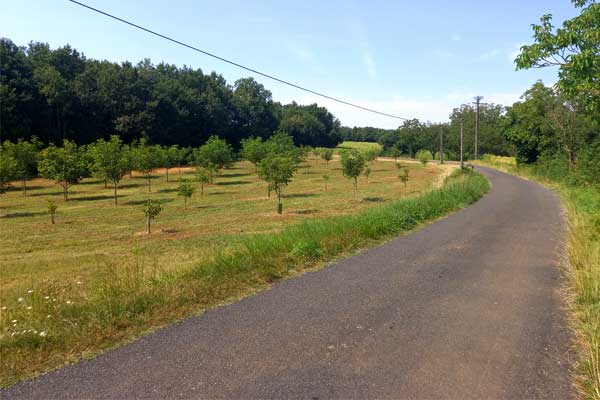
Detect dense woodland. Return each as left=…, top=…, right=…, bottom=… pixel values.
left=0, top=38, right=342, bottom=148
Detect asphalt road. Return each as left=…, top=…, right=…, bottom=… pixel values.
left=3, top=166, right=573, bottom=399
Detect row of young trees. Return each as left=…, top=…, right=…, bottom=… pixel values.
left=0, top=38, right=343, bottom=149
left=0, top=130, right=411, bottom=219
left=0, top=135, right=233, bottom=203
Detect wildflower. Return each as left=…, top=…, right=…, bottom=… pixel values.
left=17, top=297, right=24, bottom=303
left=66, top=300, right=72, bottom=305
left=27, top=290, right=34, bottom=294
left=44, top=296, right=50, bottom=300
left=1, top=306, right=6, bottom=310
left=11, top=320, right=17, bottom=323
left=76, top=281, right=82, bottom=285
left=46, top=315, right=51, bottom=319
left=26, top=306, right=32, bottom=310
left=39, top=331, right=47, bottom=337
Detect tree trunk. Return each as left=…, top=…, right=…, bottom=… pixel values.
left=104, top=179, right=108, bottom=189
left=51, top=212, right=55, bottom=225
left=148, top=176, right=151, bottom=192
left=147, top=216, right=151, bottom=234
left=22, top=179, right=27, bottom=196
left=201, top=181, right=204, bottom=195
left=63, top=185, right=68, bottom=201
left=184, top=197, right=187, bottom=209
left=277, top=190, right=283, bottom=214
left=166, top=168, right=169, bottom=182
left=353, top=179, right=357, bottom=196
left=114, top=183, right=118, bottom=205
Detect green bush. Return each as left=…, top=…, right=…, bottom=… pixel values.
left=416, top=150, right=433, bottom=164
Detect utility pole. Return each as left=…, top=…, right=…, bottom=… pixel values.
left=474, top=96, right=484, bottom=160
left=460, top=122, right=464, bottom=169
left=439, top=127, right=444, bottom=164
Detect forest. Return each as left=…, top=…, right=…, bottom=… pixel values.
left=0, top=38, right=342, bottom=149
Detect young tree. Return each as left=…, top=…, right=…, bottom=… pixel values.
left=177, top=178, right=195, bottom=208
left=389, top=146, right=402, bottom=163
left=320, top=148, right=334, bottom=167
left=340, top=150, right=366, bottom=196
left=193, top=136, right=233, bottom=171
left=241, top=137, right=268, bottom=172
left=88, top=135, right=129, bottom=205
left=38, top=140, right=84, bottom=200
left=142, top=199, right=162, bottom=234
left=196, top=167, right=211, bottom=195
left=265, top=131, right=302, bottom=162
left=416, top=149, right=433, bottom=165
left=364, top=148, right=380, bottom=164
left=177, top=147, right=191, bottom=175
left=163, top=145, right=181, bottom=182
left=399, top=168, right=409, bottom=188
left=322, top=174, right=330, bottom=191
left=0, top=150, right=17, bottom=195
left=47, top=199, right=57, bottom=224
left=133, top=139, right=161, bottom=192
left=364, top=166, right=371, bottom=183
left=2, top=138, right=40, bottom=196
left=258, top=156, right=297, bottom=214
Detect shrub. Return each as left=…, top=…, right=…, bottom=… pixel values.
left=416, top=150, right=433, bottom=165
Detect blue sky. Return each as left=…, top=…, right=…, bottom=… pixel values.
left=1, top=1, right=578, bottom=128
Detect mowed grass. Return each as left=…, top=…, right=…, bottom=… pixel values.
left=0, top=156, right=465, bottom=385
left=476, top=157, right=600, bottom=399
left=336, top=141, right=382, bottom=153
left=1, top=157, right=438, bottom=292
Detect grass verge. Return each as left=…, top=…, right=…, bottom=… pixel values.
left=477, top=158, right=600, bottom=399
left=0, top=169, right=489, bottom=387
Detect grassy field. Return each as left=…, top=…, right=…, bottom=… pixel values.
left=336, top=141, right=383, bottom=153
left=0, top=155, right=474, bottom=385
left=1, top=157, right=440, bottom=293
left=476, top=157, right=600, bottom=399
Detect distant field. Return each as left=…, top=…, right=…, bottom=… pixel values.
left=336, top=141, right=383, bottom=153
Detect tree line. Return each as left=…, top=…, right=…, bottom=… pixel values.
left=0, top=38, right=342, bottom=149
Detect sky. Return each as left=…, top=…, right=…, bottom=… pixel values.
left=1, top=0, right=579, bottom=128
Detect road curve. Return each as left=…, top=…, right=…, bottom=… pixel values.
left=3, top=166, right=573, bottom=399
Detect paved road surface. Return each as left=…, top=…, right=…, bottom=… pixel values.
left=3, top=167, right=573, bottom=399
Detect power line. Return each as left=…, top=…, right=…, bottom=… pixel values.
left=67, top=0, right=409, bottom=121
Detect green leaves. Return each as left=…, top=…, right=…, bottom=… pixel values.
left=516, top=1, right=600, bottom=113
left=192, top=136, right=233, bottom=170
left=38, top=140, right=86, bottom=200
left=258, top=155, right=297, bottom=213
left=0, top=150, right=18, bottom=194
